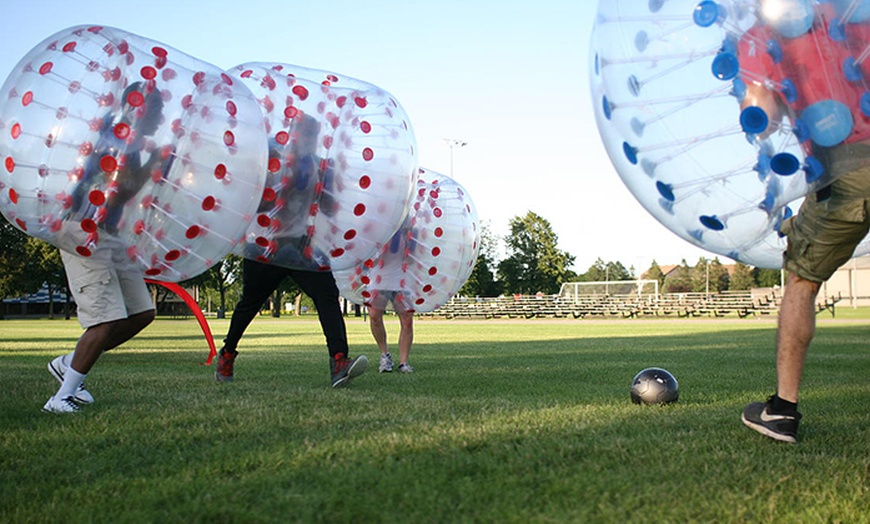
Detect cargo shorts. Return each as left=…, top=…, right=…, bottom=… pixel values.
left=61, top=249, right=154, bottom=329
left=781, top=143, right=870, bottom=283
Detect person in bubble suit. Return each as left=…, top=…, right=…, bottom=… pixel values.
left=737, top=0, right=870, bottom=442
left=214, top=113, right=368, bottom=388
left=364, top=230, right=418, bottom=374
left=44, top=81, right=170, bottom=414
left=368, top=303, right=415, bottom=374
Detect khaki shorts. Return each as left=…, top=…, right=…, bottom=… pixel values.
left=61, top=250, right=154, bottom=329
left=782, top=143, right=870, bottom=283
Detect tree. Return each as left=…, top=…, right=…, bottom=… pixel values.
left=181, top=255, right=243, bottom=317
left=497, top=211, right=575, bottom=295
left=753, top=267, right=782, bottom=288
left=0, top=218, right=30, bottom=298
left=644, top=260, right=666, bottom=289
left=663, top=259, right=692, bottom=293
left=578, top=258, right=631, bottom=283
left=690, top=257, right=730, bottom=293
left=730, top=263, right=755, bottom=290
left=459, top=221, right=502, bottom=297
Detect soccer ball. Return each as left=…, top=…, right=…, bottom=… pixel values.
left=630, top=368, right=679, bottom=405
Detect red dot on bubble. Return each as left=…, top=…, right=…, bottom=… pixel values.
left=361, top=276, right=371, bottom=285
left=359, top=175, right=371, bottom=189
left=165, top=250, right=181, bottom=261
left=88, top=190, right=105, bottom=206
left=202, top=196, right=216, bottom=211
left=11, top=123, right=21, bottom=139
left=292, top=85, right=309, bottom=100
left=62, top=42, right=77, bottom=53
left=39, top=62, right=53, bottom=75
left=126, top=91, right=145, bottom=107
left=185, top=225, right=201, bottom=239
left=284, top=106, right=298, bottom=119
left=344, top=229, right=356, bottom=240
left=113, top=123, right=130, bottom=139
left=434, top=227, right=444, bottom=237
left=428, top=267, right=438, bottom=276
left=257, top=214, right=271, bottom=227
left=22, top=91, right=33, bottom=106
left=268, top=158, right=281, bottom=173
left=223, top=131, right=235, bottom=146
left=9, top=188, right=18, bottom=204
left=4, top=157, right=14, bottom=172
left=331, top=248, right=345, bottom=257
left=214, top=164, right=227, bottom=179
left=100, top=155, right=117, bottom=172
left=15, top=218, right=27, bottom=231
left=263, top=187, right=277, bottom=202
left=76, top=246, right=92, bottom=257
left=145, top=268, right=161, bottom=276
left=434, top=208, right=443, bottom=218
left=134, top=220, right=145, bottom=234
left=415, top=298, right=425, bottom=305
left=80, top=219, right=97, bottom=233
left=152, top=46, right=168, bottom=58
left=303, top=246, right=314, bottom=259
left=423, top=284, right=433, bottom=292
left=275, top=131, right=289, bottom=145
left=360, top=121, right=372, bottom=133
left=255, top=236, right=269, bottom=247
left=226, top=100, right=237, bottom=116
left=354, top=97, right=367, bottom=108
left=362, top=148, right=374, bottom=161
left=432, top=247, right=441, bottom=257
left=353, top=203, right=366, bottom=216
left=140, top=66, right=157, bottom=80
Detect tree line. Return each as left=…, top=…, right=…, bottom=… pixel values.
left=1, top=211, right=783, bottom=315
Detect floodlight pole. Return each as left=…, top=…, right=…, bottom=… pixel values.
left=443, top=138, right=468, bottom=178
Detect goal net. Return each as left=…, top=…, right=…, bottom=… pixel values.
left=558, top=280, right=659, bottom=301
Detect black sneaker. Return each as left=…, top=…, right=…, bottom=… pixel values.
left=741, top=396, right=802, bottom=443
left=331, top=353, right=368, bottom=388
left=215, top=348, right=237, bottom=383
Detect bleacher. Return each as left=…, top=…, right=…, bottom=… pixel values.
left=424, top=288, right=790, bottom=319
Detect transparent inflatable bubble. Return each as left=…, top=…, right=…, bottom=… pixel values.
left=228, top=62, right=418, bottom=271
left=0, top=25, right=268, bottom=281
left=590, top=0, right=870, bottom=267
left=335, top=168, right=480, bottom=313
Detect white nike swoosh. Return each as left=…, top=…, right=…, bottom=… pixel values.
left=760, top=408, right=796, bottom=422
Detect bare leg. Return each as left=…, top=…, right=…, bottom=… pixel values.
left=775, top=273, right=821, bottom=403
left=70, top=310, right=155, bottom=374
left=397, top=310, right=414, bottom=365
left=368, top=307, right=389, bottom=355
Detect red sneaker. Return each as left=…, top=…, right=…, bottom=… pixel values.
left=215, top=348, right=237, bottom=383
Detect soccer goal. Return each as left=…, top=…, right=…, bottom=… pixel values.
left=558, top=280, right=659, bottom=302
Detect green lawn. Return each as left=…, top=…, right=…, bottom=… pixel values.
left=1, top=315, right=868, bottom=523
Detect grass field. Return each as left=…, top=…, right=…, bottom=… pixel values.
left=1, top=313, right=868, bottom=523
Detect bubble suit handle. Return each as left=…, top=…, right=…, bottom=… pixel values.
left=228, top=63, right=418, bottom=272
left=0, top=25, right=268, bottom=281
left=335, top=168, right=480, bottom=313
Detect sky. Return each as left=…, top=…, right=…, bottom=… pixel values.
left=0, top=0, right=716, bottom=274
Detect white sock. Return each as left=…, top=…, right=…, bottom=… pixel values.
left=61, top=351, right=75, bottom=368
left=56, top=368, right=87, bottom=399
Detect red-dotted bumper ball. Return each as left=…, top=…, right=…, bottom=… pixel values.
left=228, top=62, right=418, bottom=272
left=0, top=25, right=268, bottom=281
left=591, top=0, right=870, bottom=268
left=335, top=168, right=480, bottom=313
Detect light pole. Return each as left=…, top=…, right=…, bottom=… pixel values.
left=443, top=138, right=467, bottom=178
left=705, top=259, right=710, bottom=296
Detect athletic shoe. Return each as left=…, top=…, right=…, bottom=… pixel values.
left=215, top=347, right=237, bottom=383
left=48, top=355, right=94, bottom=404
left=398, top=363, right=414, bottom=374
left=42, top=395, right=81, bottom=414
left=379, top=352, right=394, bottom=373
left=331, top=353, right=368, bottom=388
left=741, top=396, right=802, bottom=443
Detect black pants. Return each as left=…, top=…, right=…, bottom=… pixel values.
left=223, top=259, right=349, bottom=359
